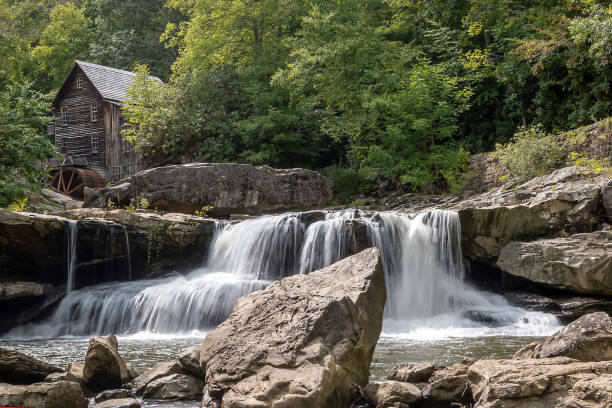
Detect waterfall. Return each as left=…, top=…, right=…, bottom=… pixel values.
left=66, top=220, right=78, bottom=293
left=13, top=210, right=561, bottom=338
left=121, top=225, right=132, bottom=281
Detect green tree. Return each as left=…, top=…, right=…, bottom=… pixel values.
left=0, top=83, right=55, bottom=207
left=31, top=3, right=92, bottom=90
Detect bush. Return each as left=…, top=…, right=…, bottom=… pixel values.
left=324, top=165, right=370, bottom=204
left=492, top=125, right=564, bottom=181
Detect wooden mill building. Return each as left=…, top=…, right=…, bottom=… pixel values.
left=50, top=61, right=162, bottom=188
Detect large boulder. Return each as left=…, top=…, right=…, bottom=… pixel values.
left=514, top=312, right=612, bottom=362
left=95, top=398, right=141, bottom=408
left=200, top=248, right=386, bottom=408
left=91, top=163, right=334, bottom=216
left=83, top=334, right=130, bottom=391
left=0, top=347, right=62, bottom=384
left=45, top=362, right=85, bottom=386
left=85, top=182, right=131, bottom=209
left=141, top=373, right=204, bottom=400
left=468, top=357, right=612, bottom=408
left=130, top=361, right=185, bottom=395
left=497, top=231, right=612, bottom=296
left=0, top=380, right=87, bottom=408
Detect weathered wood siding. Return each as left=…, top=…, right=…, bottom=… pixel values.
left=53, top=66, right=107, bottom=179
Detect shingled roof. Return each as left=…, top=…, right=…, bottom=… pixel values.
left=54, top=60, right=162, bottom=105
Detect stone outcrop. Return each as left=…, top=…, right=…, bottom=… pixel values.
left=130, top=361, right=184, bottom=395
left=86, top=182, right=131, bottom=209
left=468, top=357, right=612, bottom=408
left=0, top=381, right=87, bottom=408
left=0, top=281, right=54, bottom=300
left=83, top=334, right=130, bottom=392
left=438, top=166, right=611, bottom=264
left=514, top=312, right=612, bottom=362
left=85, top=163, right=334, bottom=216
left=142, top=373, right=204, bottom=400
left=0, top=347, right=62, bottom=384
left=497, top=231, right=612, bottom=296
left=199, top=248, right=386, bottom=408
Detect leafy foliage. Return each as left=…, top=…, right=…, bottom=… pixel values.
left=0, top=83, right=55, bottom=207
left=492, top=125, right=565, bottom=181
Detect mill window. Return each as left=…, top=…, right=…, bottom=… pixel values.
left=77, top=75, right=83, bottom=89
left=91, top=103, right=98, bottom=122
left=90, top=132, right=99, bottom=154
left=61, top=106, right=68, bottom=126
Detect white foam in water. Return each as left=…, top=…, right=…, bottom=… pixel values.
left=10, top=210, right=562, bottom=339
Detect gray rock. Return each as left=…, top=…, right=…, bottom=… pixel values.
left=200, top=248, right=386, bottom=408
left=95, top=397, right=140, bottom=408
left=95, top=389, right=135, bottom=403
left=177, top=346, right=201, bottom=377
left=0, top=281, right=53, bottom=300
left=364, top=380, right=422, bottom=406
left=85, top=182, right=131, bottom=209
left=130, top=361, right=184, bottom=395
left=514, top=312, right=612, bottom=361
left=84, top=334, right=130, bottom=392
left=0, top=347, right=62, bottom=384
left=387, top=362, right=435, bottom=383
left=0, top=380, right=87, bottom=408
left=142, top=373, right=204, bottom=400
left=469, top=357, right=612, bottom=408
left=45, top=362, right=84, bottom=385
left=497, top=231, right=612, bottom=296
left=125, top=162, right=334, bottom=216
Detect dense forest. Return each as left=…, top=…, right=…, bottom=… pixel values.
left=1, top=0, right=611, bottom=205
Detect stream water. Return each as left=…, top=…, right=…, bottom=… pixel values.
left=2, top=209, right=562, bottom=406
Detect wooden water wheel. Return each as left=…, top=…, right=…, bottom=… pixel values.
left=49, top=167, right=104, bottom=199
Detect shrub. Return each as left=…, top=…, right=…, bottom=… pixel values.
left=492, top=125, right=564, bottom=181
left=324, top=166, right=369, bottom=204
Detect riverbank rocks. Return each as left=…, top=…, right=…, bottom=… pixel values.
left=0, top=347, right=62, bottom=384
left=83, top=334, right=130, bottom=392
left=45, top=362, right=84, bottom=386
left=130, top=361, right=184, bottom=395
left=387, top=362, right=435, bottom=383
left=142, top=373, right=204, bottom=400
left=364, top=380, right=422, bottom=406
left=514, top=312, right=612, bottom=362
left=95, top=398, right=141, bottom=408
left=0, top=380, right=87, bottom=408
left=497, top=231, right=612, bottom=296
left=468, top=357, right=612, bottom=407
left=86, top=163, right=334, bottom=216
left=199, top=248, right=385, bottom=408
left=178, top=346, right=201, bottom=377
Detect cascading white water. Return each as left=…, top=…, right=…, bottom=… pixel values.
left=121, top=225, right=132, bottom=281
left=13, top=210, right=561, bottom=338
left=66, top=220, right=78, bottom=293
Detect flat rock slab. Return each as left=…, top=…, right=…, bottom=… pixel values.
left=498, top=231, right=612, bottom=296
left=0, top=347, right=62, bottom=384
left=200, top=248, right=386, bottom=408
